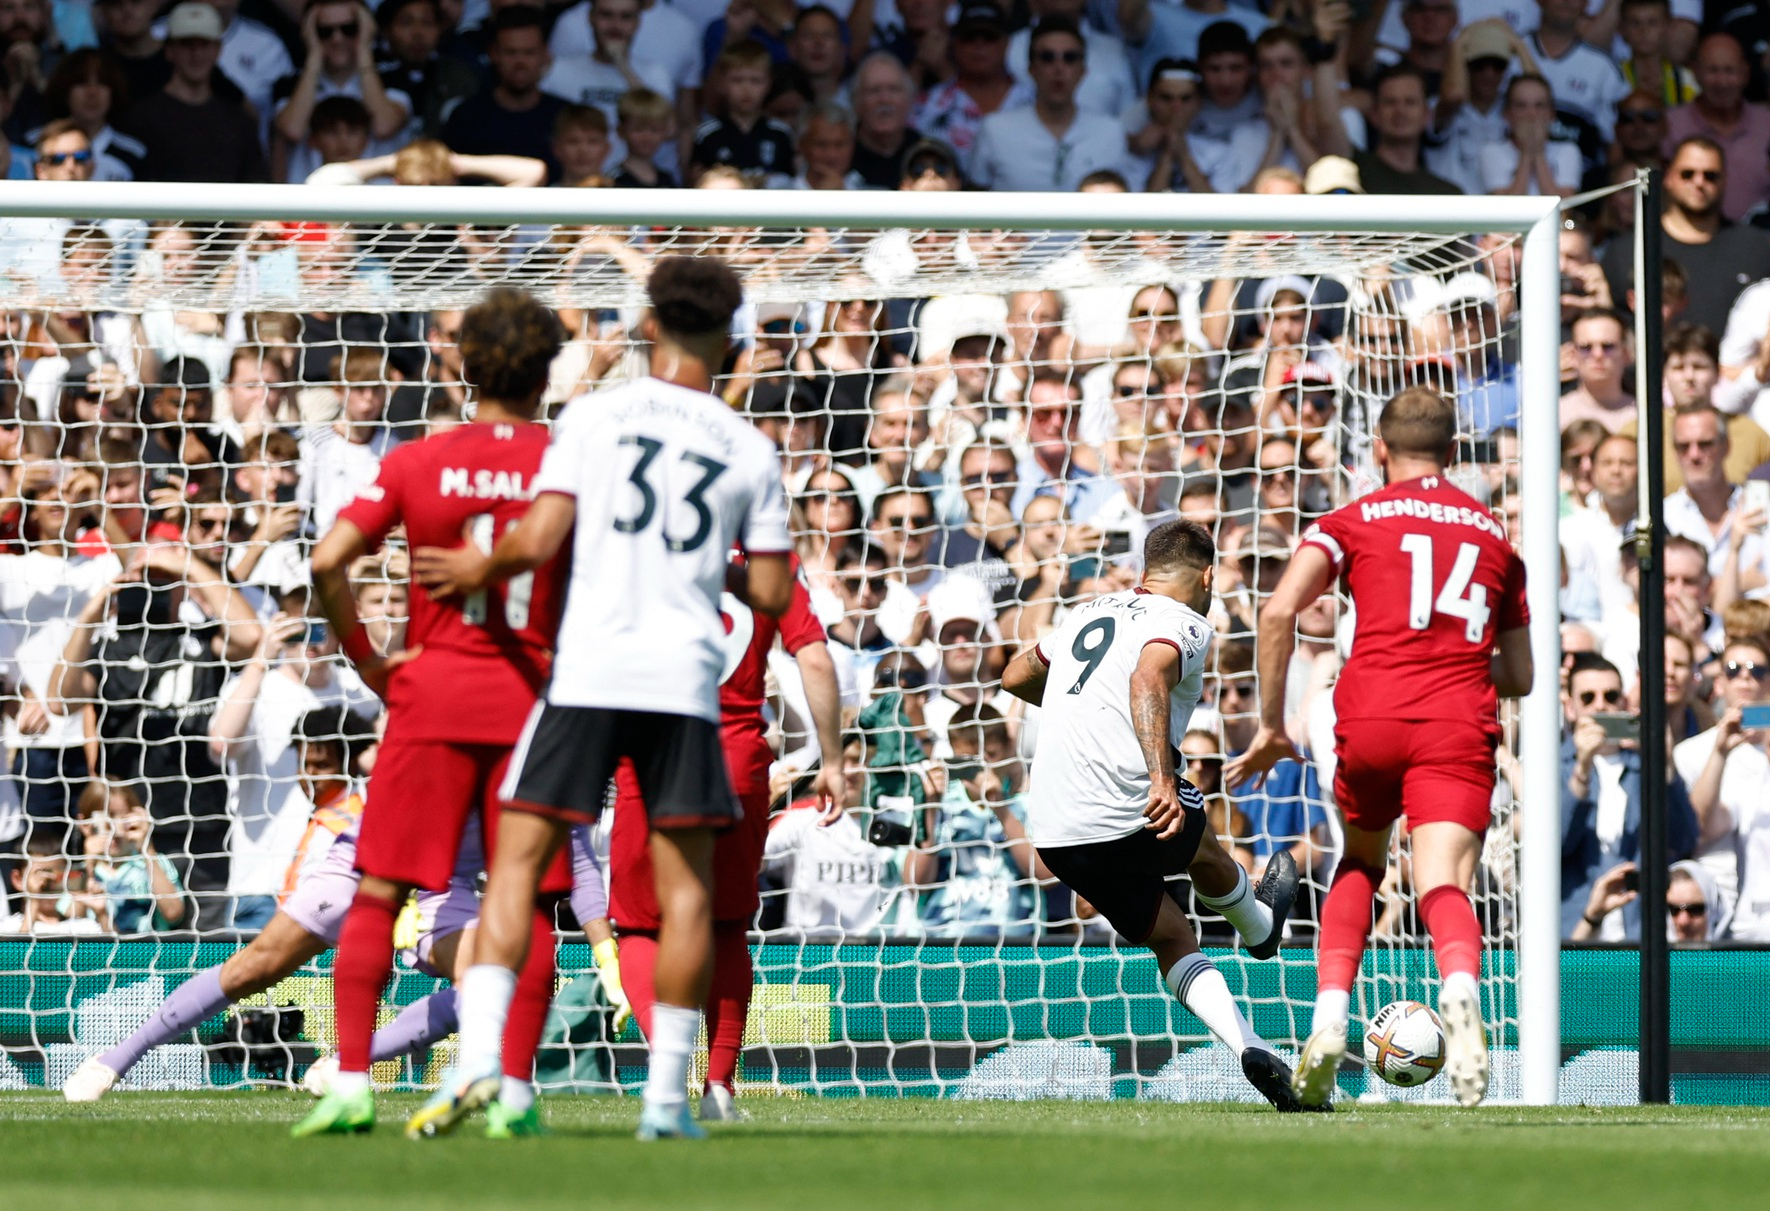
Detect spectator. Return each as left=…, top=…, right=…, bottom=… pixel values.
left=784, top=4, right=847, bottom=107
left=1331, top=66, right=1460, bottom=195
left=1119, top=0, right=1267, bottom=73
left=74, top=779, right=186, bottom=931
left=207, top=605, right=376, bottom=929
left=301, top=95, right=374, bottom=180
left=1434, top=21, right=1538, bottom=197
left=919, top=576, right=1006, bottom=753
left=549, top=0, right=701, bottom=172
left=1667, top=859, right=1727, bottom=942
left=1132, top=58, right=1228, bottom=194
left=1603, top=137, right=1770, bottom=337
left=1674, top=635, right=1770, bottom=931
left=1379, top=0, right=1460, bottom=96
left=849, top=51, right=918, bottom=188
left=846, top=381, right=937, bottom=518
left=1611, top=88, right=1669, bottom=173
left=1716, top=273, right=1770, bottom=433
left=824, top=544, right=893, bottom=697
left=1665, top=33, right=1770, bottom=224
left=910, top=702, right=1042, bottom=937
left=1, top=828, right=101, bottom=933
left=1013, top=372, right=1114, bottom=519
left=794, top=465, right=862, bottom=605
left=1008, top=0, right=1134, bottom=119
left=94, top=0, right=175, bottom=108
left=911, top=2, right=1028, bottom=169
left=1527, top=0, right=1629, bottom=177
left=541, top=0, right=674, bottom=139
left=376, top=0, right=480, bottom=140
left=1179, top=730, right=1251, bottom=875
left=612, top=86, right=675, bottom=186
left=784, top=101, right=862, bottom=189
left=299, top=348, right=393, bottom=535
left=1665, top=632, right=1716, bottom=744
left=205, top=0, right=297, bottom=123
left=1481, top=74, right=1579, bottom=198
left=1562, top=432, right=1639, bottom=632
left=38, top=48, right=144, bottom=181
left=440, top=7, right=568, bottom=172
left=1559, top=308, right=1635, bottom=433
left=1188, top=21, right=1258, bottom=144
left=120, top=2, right=266, bottom=183
left=1664, top=403, right=1767, bottom=592
left=868, top=487, right=946, bottom=643
left=272, top=0, right=411, bottom=184
left=1561, top=652, right=1697, bottom=940
left=1638, top=323, right=1770, bottom=491
left=1617, top=0, right=1695, bottom=109
left=548, top=103, right=611, bottom=186
left=691, top=38, right=795, bottom=180
left=700, top=0, right=795, bottom=74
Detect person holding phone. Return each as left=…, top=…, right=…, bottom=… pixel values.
left=1673, top=636, right=1770, bottom=937
left=1560, top=652, right=1697, bottom=941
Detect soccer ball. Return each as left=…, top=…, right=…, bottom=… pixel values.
left=1362, top=1001, right=1447, bottom=1087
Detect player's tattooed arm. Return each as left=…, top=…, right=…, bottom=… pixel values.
left=1001, top=644, right=1050, bottom=705
left=1130, top=643, right=1185, bottom=839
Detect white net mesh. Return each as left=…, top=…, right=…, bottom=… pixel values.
left=0, top=208, right=1537, bottom=1102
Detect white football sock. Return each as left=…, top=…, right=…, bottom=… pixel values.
left=329, top=1070, right=371, bottom=1097
left=1196, top=867, right=1273, bottom=947
left=1164, top=952, right=1264, bottom=1054
left=456, top=964, right=518, bottom=1074
left=1311, top=989, right=1351, bottom=1036
left=499, top=1076, right=535, bottom=1114
left=644, top=1003, right=701, bottom=1110
left=1440, top=970, right=1480, bottom=1002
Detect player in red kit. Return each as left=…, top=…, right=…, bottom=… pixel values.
left=1225, top=388, right=1535, bottom=1109
left=609, top=564, right=846, bottom=1121
left=293, top=289, right=572, bottom=1138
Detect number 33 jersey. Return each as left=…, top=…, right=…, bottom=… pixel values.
left=338, top=421, right=567, bottom=746
left=1300, top=475, right=1529, bottom=726
left=1027, top=588, right=1213, bottom=847
left=534, top=377, right=791, bottom=723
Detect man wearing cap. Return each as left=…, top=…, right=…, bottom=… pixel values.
left=1440, top=271, right=1521, bottom=433
left=970, top=16, right=1134, bottom=191
left=1432, top=19, right=1541, bottom=196
left=1119, top=0, right=1267, bottom=78
left=1007, top=0, right=1136, bottom=118
left=120, top=2, right=267, bottom=182
left=920, top=577, right=1006, bottom=757
left=912, top=3, right=1030, bottom=167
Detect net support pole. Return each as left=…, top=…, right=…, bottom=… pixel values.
left=1518, top=208, right=1566, bottom=1105
left=1635, top=168, right=1672, bottom=1105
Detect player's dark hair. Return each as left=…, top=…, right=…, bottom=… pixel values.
left=459, top=287, right=564, bottom=408
left=1566, top=652, right=1621, bottom=683
left=1143, top=518, right=1214, bottom=575
left=1377, top=386, right=1456, bottom=462
left=647, top=255, right=743, bottom=341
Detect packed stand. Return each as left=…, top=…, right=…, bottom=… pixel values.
left=0, top=0, right=1767, bottom=947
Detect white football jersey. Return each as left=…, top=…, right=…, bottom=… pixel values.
left=535, top=377, right=790, bottom=722
left=1026, top=588, right=1213, bottom=847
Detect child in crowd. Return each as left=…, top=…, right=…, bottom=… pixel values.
left=76, top=781, right=186, bottom=932
left=614, top=88, right=677, bottom=188
left=552, top=105, right=612, bottom=187
left=2, top=831, right=103, bottom=934
left=691, top=39, right=795, bottom=182
left=307, top=96, right=372, bottom=176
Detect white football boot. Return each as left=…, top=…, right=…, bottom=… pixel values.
left=1291, top=1022, right=1347, bottom=1109
left=699, top=1083, right=748, bottom=1122
left=63, top=1058, right=120, bottom=1103
left=1438, top=981, right=1490, bottom=1107
left=302, top=1053, right=340, bottom=1098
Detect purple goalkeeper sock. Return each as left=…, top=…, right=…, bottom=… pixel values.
left=97, top=966, right=230, bottom=1078
left=369, top=988, right=459, bottom=1063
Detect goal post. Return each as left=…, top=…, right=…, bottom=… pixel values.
left=0, top=182, right=1565, bottom=1103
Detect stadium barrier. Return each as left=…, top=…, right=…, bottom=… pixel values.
left=1, top=940, right=1761, bottom=1105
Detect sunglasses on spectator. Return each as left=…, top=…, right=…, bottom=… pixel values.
left=840, top=575, right=884, bottom=595
left=1673, top=438, right=1718, bottom=452
left=1218, top=681, right=1253, bottom=698
left=1723, top=661, right=1769, bottom=681
left=1183, top=754, right=1223, bottom=767
left=42, top=150, right=93, bottom=166
left=962, top=470, right=1015, bottom=487
left=189, top=516, right=228, bottom=533
left=319, top=21, right=360, bottom=39
left=880, top=513, right=931, bottom=529
left=1574, top=341, right=1619, bottom=357
left=1617, top=109, right=1662, bottom=125
left=800, top=490, right=847, bottom=505
left=1668, top=900, right=1708, bottom=917
left=1677, top=168, right=1721, bottom=182
left=1578, top=688, right=1625, bottom=706
left=1114, top=384, right=1148, bottom=397
left=1035, top=50, right=1084, bottom=64
left=1130, top=309, right=1178, bottom=321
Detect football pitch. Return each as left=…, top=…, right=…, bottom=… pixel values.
left=3, top=1095, right=1768, bottom=1210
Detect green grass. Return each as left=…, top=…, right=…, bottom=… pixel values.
left=2, top=1093, right=1768, bottom=1211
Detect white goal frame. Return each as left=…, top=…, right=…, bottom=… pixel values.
left=0, top=182, right=1565, bottom=1105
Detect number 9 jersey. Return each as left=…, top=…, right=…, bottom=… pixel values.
left=1026, top=588, right=1214, bottom=847
left=337, top=421, right=566, bottom=747
left=1299, top=474, right=1529, bottom=727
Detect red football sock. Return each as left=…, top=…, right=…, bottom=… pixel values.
left=1317, top=858, right=1382, bottom=995
left=1418, top=884, right=1483, bottom=982
left=333, top=889, right=402, bottom=1074
left=703, top=924, right=752, bottom=1091
left=501, top=907, right=557, bottom=1081
left=618, top=933, right=659, bottom=1040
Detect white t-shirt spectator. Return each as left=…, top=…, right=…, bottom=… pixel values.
left=1478, top=137, right=1582, bottom=195
left=970, top=106, right=1133, bottom=192
left=273, top=73, right=413, bottom=184
left=1663, top=484, right=1768, bottom=581
left=299, top=423, right=396, bottom=537
left=1007, top=26, right=1137, bottom=117
left=1716, top=278, right=1770, bottom=432
left=1121, top=101, right=1239, bottom=191
left=0, top=551, right=122, bottom=752
left=1673, top=728, right=1770, bottom=934
left=762, top=805, right=919, bottom=935
left=151, top=11, right=294, bottom=120
left=1525, top=35, right=1629, bottom=145
left=549, top=1, right=702, bottom=95
left=1434, top=100, right=1507, bottom=196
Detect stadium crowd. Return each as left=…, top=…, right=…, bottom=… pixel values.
left=0, top=0, right=1768, bottom=949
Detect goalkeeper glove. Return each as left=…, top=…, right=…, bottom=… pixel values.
left=391, top=894, right=422, bottom=951
left=593, top=937, right=632, bottom=1036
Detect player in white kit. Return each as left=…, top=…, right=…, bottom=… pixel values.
left=1002, top=519, right=1317, bottom=1111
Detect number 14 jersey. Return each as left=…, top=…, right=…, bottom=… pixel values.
left=1027, top=588, right=1213, bottom=847
left=534, top=377, right=790, bottom=723
left=1300, top=475, right=1529, bottom=726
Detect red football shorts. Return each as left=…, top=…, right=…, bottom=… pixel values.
left=356, top=739, right=570, bottom=894
left=610, top=760, right=770, bottom=930
left=1331, top=718, right=1499, bottom=836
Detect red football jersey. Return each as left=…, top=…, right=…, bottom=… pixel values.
left=1300, top=475, right=1528, bottom=723
left=608, top=571, right=825, bottom=929
left=336, top=422, right=567, bottom=745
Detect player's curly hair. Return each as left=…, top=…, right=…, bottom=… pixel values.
left=459, top=287, right=564, bottom=406
left=647, top=256, right=743, bottom=341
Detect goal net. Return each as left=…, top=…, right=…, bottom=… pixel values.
left=0, top=185, right=1563, bottom=1104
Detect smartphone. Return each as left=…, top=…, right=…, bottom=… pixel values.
left=1741, top=704, right=1770, bottom=730
left=1744, top=479, right=1770, bottom=517
left=274, top=481, right=298, bottom=505
left=945, top=761, right=984, bottom=785
left=1593, top=712, right=1639, bottom=741
left=1102, top=531, right=1134, bottom=558
left=1621, top=868, right=1640, bottom=894
left=304, top=620, right=329, bottom=648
